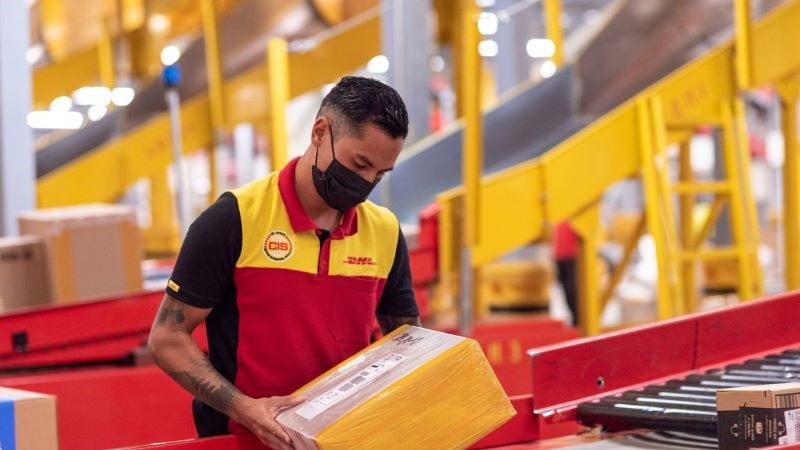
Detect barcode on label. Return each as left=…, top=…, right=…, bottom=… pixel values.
left=777, top=393, right=800, bottom=408
left=339, top=383, right=354, bottom=392
left=784, top=408, right=800, bottom=443
left=351, top=376, right=366, bottom=385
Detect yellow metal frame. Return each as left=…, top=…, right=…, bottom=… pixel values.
left=543, top=0, right=564, bottom=67
left=267, top=38, right=291, bottom=171
left=438, top=0, right=800, bottom=334
left=777, top=77, right=800, bottom=289
left=37, top=7, right=383, bottom=255
left=201, top=0, right=227, bottom=201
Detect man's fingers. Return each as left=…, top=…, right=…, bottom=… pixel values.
left=275, top=395, right=305, bottom=408
left=260, top=431, right=293, bottom=450
left=264, top=420, right=293, bottom=447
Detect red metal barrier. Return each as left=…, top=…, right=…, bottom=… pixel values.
left=2, top=365, right=196, bottom=450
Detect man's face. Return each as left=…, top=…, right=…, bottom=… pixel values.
left=315, top=119, right=404, bottom=184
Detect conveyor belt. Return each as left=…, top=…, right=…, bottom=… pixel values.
left=576, top=348, right=800, bottom=436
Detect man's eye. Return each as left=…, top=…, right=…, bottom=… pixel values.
left=354, top=162, right=368, bottom=170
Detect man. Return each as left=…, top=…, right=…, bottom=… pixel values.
left=148, top=76, right=420, bottom=450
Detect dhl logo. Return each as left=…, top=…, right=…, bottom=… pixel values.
left=344, top=256, right=377, bottom=266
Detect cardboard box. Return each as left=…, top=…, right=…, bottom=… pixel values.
left=277, top=326, right=515, bottom=449
left=0, top=387, right=58, bottom=450
left=0, top=236, right=51, bottom=312
left=18, top=204, right=143, bottom=303
left=717, top=382, right=800, bottom=449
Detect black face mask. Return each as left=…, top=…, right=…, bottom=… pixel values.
left=312, top=126, right=378, bottom=211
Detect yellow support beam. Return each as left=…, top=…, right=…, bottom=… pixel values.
left=543, top=0, right=564, bottom=67
left=651, top=95, right=685, bottom=316
left=734, top=0, right=754, bottom=89
left=97, top=27, right=115, bottom=89
left=32, top=45, right=102, bottom=107
left=571, top=203, right=601, bottom=335
left=732, top=97, right=763, bottom=297
left=459, top=0, right=481, bottom=331
left=777, top=77, right=800, bottom=289
left=638, top=98, right=674, bottom=320
left=201, top=0, right=227, bottom=201
left=678, top=141, right=697, bottom=313
left=720, top=100, right=756, bottom=300
left=287, top=11, right=381, bottom=98
left=600, top=214, right=646, bottom=310
left=691, top=195, right=727, bottom=249
left=267, top=37, right=291, bottom=172
left=462, top=2, right=482, bottom=248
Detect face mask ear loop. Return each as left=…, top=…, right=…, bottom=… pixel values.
left=329, top=123, right=337, bottom=160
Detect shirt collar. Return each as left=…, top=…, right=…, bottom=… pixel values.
left=278, top=157, right=358, bottom=238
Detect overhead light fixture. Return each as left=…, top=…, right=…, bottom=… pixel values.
left=87, top=105, right=108, bottom=122
left=111, top=87, right=135, bottom=106
left=49, top=96, right=73, bottom=113
left=526, top=39, right=556, bottom=58
left=478, top=12, right=498, bottom=36
left=429, top=55, right=446, bottom=73
left=478, top=39, right=498, bottom=58
left=160, top=45, right=181, bottom=66
left=539, top=60, right=557, bottom=78
left=148, top=14, right=170, bottom=33
left=26, top=43, right=45, bottom=66
left=27, top=111, right=84, bottom=130
left=475, top=0, right=495, bottom=7
left=367, top=55, right=390, bottom=74
left=72, top=86, right=112, bottom=106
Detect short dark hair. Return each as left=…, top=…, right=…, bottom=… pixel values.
left=318, top=76, right=409, bottom=139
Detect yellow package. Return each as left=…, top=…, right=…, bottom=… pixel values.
left=276, top=325, right=515, bottom=449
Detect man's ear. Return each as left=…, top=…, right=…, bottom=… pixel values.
left=310, top=116, right=329, bottom=147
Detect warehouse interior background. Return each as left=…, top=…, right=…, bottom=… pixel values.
left=1, top=0, right=800, bottom=449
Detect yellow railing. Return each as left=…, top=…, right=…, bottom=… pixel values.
left=37, top=8, right=382, bottom=254
left=442, top=0, right=800, bottom=334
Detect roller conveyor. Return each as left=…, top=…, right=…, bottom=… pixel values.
left=576, top=349, right=800, bottom=435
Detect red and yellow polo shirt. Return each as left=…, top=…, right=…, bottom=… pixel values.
left=166, top=157, right=418, bottom=436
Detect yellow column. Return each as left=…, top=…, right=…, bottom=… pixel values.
left=98, top=19, right=115, bottom=89
left=679, top=141, right=697, bottom=312
left=733, top=98, right=763, bottom=296
left=721, top=100, right=755, bottom=300
left=651, top=96, right=684, bottom=315
left=201, top=0, right=225, bottom=200
left=637, top=98, right=674, bottom=319
left=733, top=0, right=753, bottom=89
left=778, top=78, right=800, bottom=289
left=459, top=1, right=483, bottom=330
left=144, top=170, right=180, bottom=256
left=543, top=0, right=564, bottom=67
left=571, top=204, right=601, bottom=335
left=267, top=38, right=290, bottom=171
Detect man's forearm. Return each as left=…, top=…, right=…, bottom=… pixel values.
left=151, top=331, right=246, bottom=418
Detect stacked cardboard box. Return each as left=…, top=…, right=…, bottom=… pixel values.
left=0, top=387, right=58, bottom=450
left=718, top=382, right=800, bottom=449
left=18, top=204, right=143, bottom=303
left=0, top=236, right=50, bottom=312
left=277, top=325, right=515, bottom=449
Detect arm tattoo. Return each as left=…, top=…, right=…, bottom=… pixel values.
left=377, top=315, right=421, bottom=335
left=168, top=356, right=241, bottom=416
left=155, top=299, right=186, bottom=326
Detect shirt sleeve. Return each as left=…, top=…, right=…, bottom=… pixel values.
left=376, top=228, right=419, bottom=317
left=165, top=192, right=242, bottom=308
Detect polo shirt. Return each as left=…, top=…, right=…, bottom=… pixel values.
left=165, top=157, right=418, bottom=436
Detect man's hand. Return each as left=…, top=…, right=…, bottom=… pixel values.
left=232, top=395, right=306, bottom=450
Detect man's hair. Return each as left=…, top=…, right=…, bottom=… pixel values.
left=317, top=76, right=409, bottom=139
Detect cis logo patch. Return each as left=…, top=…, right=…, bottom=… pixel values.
left=263, top=230, right=294, bottom=262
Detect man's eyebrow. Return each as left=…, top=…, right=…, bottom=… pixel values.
left=355, top=152, right=394, bottom=172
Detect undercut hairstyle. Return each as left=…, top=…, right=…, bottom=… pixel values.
left=317, top=76, right=409, bottom=140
